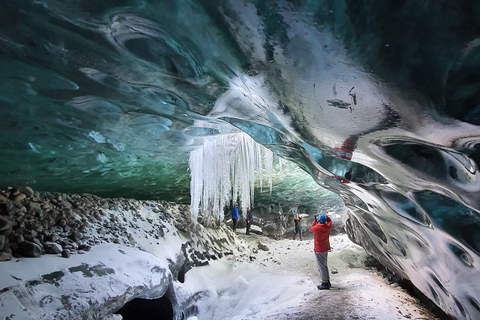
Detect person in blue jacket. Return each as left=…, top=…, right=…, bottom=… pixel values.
left=231, top=203, right=239, bottom=231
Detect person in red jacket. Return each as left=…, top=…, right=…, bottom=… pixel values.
left=310, top=214, right=332, bottom=290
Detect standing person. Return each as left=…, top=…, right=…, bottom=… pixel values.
left=246, top=206, right=253, bottom=235
left=310, top=213, right=332, bottom=290
left=293, top=212, right=302, bottom=240
left=231, top=203, right=239, bottom=231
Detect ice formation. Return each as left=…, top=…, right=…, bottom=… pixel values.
left=189, top=133, right=277, bottom=221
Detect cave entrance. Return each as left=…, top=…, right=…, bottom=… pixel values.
left=114, top=296, right=173, bottom=320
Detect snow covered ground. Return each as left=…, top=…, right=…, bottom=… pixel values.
left=0, top=193, right=441, bottom=320
left=178, top=230, right=440, bottom=320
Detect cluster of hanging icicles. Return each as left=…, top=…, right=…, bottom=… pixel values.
left=189, top=133, right=281, bottom=222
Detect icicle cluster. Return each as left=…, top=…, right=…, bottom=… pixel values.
left=189, top=133, right=275, bottom=222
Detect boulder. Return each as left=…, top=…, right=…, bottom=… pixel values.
left=0, top=251, right=12, bottom=261
left=61, top=249, right=71, bottom=258
left=19, top=186, right=34, bottom=197
left=258, top=242, right=269, bottom=251
left=13, top=193, right=26, bottom=203
left=44, top=242, right=63, bottom=254
left=0, top=216, right=14, bottom=232
left=20, top=241, right=43, bottom=257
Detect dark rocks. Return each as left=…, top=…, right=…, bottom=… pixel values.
left=0, top=251, right=12, bottom=261
left=0, top=194, right=8, bottom=202
left=13, top=193, right=26, bottom=203
left=19, top=186, right=34, bottom=198
left=0, top=234, right=5, bottom=250
left=61, top=249, right=71, bottom=258
left=44, top=242, right=62, bottom=254
left=78, top=244, right=91, bottom=252
left=57, top=218, right=67, bottom=227
left=0, top=185, right=241, bottom=278
left=45, top=233, right=59, bottom=242
left=69, top=230, right=82, bottom=242
left=28, top=202, right=41, bottom=215
left=20, top=241, right=43, bottom=257
left=0, top=216, right=14, bottom=231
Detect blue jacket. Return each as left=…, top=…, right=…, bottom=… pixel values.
left=231, top=206, right=239, bottom=219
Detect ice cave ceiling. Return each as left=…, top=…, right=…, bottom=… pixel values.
left=1, top=1, right=480, bottom=318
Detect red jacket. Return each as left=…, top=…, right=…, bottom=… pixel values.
left=310, top=216, right=332, bottom=253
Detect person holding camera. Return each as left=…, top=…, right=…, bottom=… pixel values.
left=310, top=213, right=332, bottom=290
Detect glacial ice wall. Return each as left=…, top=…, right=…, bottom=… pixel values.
left=1, top=0, right=480, bottom=318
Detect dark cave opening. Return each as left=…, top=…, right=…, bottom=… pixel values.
left=114, top=296, right=174, bottom=320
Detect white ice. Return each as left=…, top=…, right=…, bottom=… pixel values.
left=0, top=201, right=439, bottom=320
left=176, top=232, right=438, bottom=320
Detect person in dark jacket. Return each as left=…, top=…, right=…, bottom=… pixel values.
left=310, top=214, right=332, bottom=290
left=293, top=212, right=302, bottom=240
left=246, top=206, right=253, bottom=235
left=231, top=203, right=239, bottom=231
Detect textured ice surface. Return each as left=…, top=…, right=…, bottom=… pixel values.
left=1, top=1, right=480, bottom=318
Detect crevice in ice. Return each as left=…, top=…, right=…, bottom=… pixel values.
left=189, top=133, right=279, bottom=222
left=114, top=295, right=174, bottom=320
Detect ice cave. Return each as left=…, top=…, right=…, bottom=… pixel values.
left=0, top=0, right=479, bottom=319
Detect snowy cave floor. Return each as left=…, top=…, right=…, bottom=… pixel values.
left=0, top=229, right=443, bottom=320
left=183, top=230, right=442, bottom=320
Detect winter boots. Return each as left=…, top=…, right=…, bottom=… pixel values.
left=317, top=282, right=331, bottom=290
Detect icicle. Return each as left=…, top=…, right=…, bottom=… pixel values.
left=189, top=132, right=275, bottom=221
left=279, top=157, right=284, bottom=181
left=264, top=150, right=273, bottom=195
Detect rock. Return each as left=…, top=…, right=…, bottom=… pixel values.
left=28, top=202, right=41, bottom=215
left=61, top=249, right=71, bottom=258
left=16, top=234, right=24, bottom=243
left=0, top=251, right=12, bottom=261
left=44, top=242, right=62, bottom=254
left=0, top=216, right=14, bottom=232
left=60, top=201, right=73, bottom=209
left=0, top=234, right=5, bottom=251
left=0, top=227, right=12, bottom=237
left=19, top=186, right=34, bottom=197
left=9, top=188, right=19, bottom=197
left=127, top=235, right=136, bottom=247
left=57, top=218, right=67, bottom=227
left=20, top=241, right=42, bottom=257
left=0, top=194, right=9, bottom=202
left=258, top=242, right=269, bottom=251
left=24, top=234, right=35, bottom=242
left=51, top=226, right=63, bottom=234
left=45, top=233, right=59, bottom=242
left=41, top=202, right=52, bottom=210
left=78, top=244, right=91, bottom=252
left=70, top=230, right=82, bottom=242
left=13, top=193, right=26, bottom=203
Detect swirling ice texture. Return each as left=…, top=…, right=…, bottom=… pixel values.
left=1, top=0, right=480, bottom=318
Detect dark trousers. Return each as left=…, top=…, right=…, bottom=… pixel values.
left=293, top=226, right=302, bottom=240
left=232, top=218, right=238, bottom=231
left=246, top=222, right=251, bottom=234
